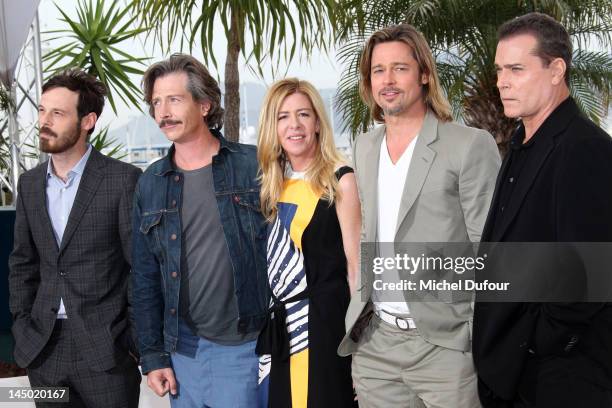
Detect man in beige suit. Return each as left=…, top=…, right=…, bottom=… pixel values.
left=338, top=24, right=500, bottom=407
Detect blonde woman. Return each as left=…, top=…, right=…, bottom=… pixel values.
left=256, top=78, right=361, bottom=407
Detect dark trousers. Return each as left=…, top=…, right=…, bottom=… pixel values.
left=479, top=356, right=612, bottom=408
left=26, top=319, right=141, bottom=408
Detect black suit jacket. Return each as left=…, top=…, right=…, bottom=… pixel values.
left=8, top=148, right=142, bottom=371
left=473, top=98, right=612, bottom=400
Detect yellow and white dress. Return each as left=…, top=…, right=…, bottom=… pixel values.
left=258, top=166, right=354, bottom=408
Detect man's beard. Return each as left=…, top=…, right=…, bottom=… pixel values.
left=382, top=104, right=406, bottom=117
left=39, top=120, right=81, bottom=154
left=378, top=88, right=406, bottom=117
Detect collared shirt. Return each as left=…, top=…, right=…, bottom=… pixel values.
left=46, top=144, right=92, bottom=318
left=489, top=126, right=536, bottom=235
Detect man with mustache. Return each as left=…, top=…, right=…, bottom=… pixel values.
left=9, top=69, right=142, bottom=407
left=338, top=24, right=500, bottom=407
left=132, top=54, right=268, bottom=407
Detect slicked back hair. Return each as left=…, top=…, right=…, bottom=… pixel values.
left=498, top=12, right=572, bottom=86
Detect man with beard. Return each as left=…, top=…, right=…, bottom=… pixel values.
left=9, top=69, right=142, bottom=407
left=338, top=24, right=500, bottom=407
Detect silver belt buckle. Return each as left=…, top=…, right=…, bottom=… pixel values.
left=395, top=316, right=411, bottom=331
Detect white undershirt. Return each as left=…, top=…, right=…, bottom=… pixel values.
left=373, top=133, right=419, bottom=316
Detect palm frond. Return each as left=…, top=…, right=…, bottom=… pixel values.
left=90, top=126, right=127, bottom=160
left=43, top=0, right=150, bottom=113
left=335, top=0, right=612, bottom=145
left=570, top=50, right=612, bottom=122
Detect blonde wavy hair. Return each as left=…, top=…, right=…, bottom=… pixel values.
left=257, top=78, right=346, bottom=222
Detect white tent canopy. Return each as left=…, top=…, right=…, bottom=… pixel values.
left=0, top=0, right=40, bottom=88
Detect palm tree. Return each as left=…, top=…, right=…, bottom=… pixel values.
left=43, top=0, right=142, bottom=159
left=336, top=0, right=612, bottom=154
left=44, top=0, right=150, bottom=113
left=132, top=0, right=342, bottom=142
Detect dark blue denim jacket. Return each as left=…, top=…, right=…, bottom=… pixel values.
left=131, top=130, right=268, bottom=374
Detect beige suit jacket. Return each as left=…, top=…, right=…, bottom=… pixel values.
left=339, top=110, right=501, bottom=355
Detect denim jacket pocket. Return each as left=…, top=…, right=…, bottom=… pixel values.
left=139, top=211, right=163, bottom=233
left=139, top=211, right=165, bottom=261
left=233, top=191, right=260, bottom=210
left=233, top=192, right=266, bottom=240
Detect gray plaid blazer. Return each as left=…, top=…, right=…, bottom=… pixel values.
left=8, top=148, right=141, bottom=371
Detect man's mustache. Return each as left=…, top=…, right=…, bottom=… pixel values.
left=379, top=87, right=402, bottom=94
left=40, top=126, right=57, bottom=138
left=159, top=119, right=182, bottom=128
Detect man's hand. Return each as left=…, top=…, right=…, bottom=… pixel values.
left=147, top=368, right=178, bottom=397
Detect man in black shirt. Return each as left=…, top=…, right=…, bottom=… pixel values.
left=472, top=12, right=612, bottom=408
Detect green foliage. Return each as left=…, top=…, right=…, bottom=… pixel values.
left=132, top=0, right=342, bottom=141
left=0, top=84, right=12, bottom=112
left=335, top=0, right=612, bottom=149
left=90, top=126, right=127, bottom=160
left=570, top=49, right=612, bottom=120
left=43, top=0, right=150, bottom=113
left=0, top=118, right=9, bottom=173
left=133, top=0, right=339, bottom=74
left=0, top=85, right=11, bottom=173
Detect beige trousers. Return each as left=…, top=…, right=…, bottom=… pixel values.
left=352, top=314, right=481, bottom=408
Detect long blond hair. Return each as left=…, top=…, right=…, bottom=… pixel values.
left=257, top=78, right=345, bottom=222
left=359, top=24, right=452, bottom=123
